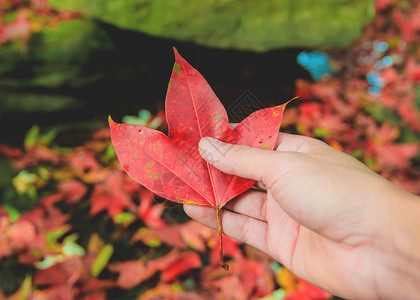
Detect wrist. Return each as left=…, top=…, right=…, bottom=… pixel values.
left=378, top=189, right=420, bottom=297
left=389, top=192, right=420, bottom=263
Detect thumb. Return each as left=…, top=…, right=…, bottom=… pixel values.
left=198, top=137, right=279, bottom=182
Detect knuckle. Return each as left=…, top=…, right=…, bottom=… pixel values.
left=263, top=228, right=271, bottom=254
left=265, top=152, right=300, bottom=189
left=228, top=144, right=248, bottom=158
left=238, top=218, right=251, bottom=242
left=281, top=152, right=301, bottom=166
left=259, top=199, right=267, bottom=220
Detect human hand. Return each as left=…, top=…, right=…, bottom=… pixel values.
left=184, top=133, right=420, bottom=299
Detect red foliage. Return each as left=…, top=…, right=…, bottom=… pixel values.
left=158, top=251, right=202, bottom=282
left=89, top=170, right=136, bottom=217
left=201, top=260, right=275, bottom=299
left=0, top=217, right=36, bottom=259
left=57, top=180, right=88, bottom=205
left=34, top=256, right=84, bottom=286
left=109, top=260, right=151, bottom=289
left=1, top=1, right=419, bottom=299
left=14, top=145, right=61, bottom=169
left=0, top=143, right=23, bottom=159
left=137, top=188, right=165, bottom=229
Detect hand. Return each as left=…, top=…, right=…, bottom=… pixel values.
left=183, top=133, right=420, bottom=299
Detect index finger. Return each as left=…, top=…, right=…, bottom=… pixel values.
left=275, top=133, right=327, bottom=153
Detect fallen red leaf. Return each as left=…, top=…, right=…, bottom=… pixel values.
left=109, top=260, right=152, bottom=289
left=110, top=49, right=290, bottom=269
left=40, top=193, right=65, bottom=208
left=69, top=147, right=99, bottom=174
left=78, top=278, right=115, bottom=295
left=161, top=251, right=202, bottom=282
left=34, top=256, right=83, bottom=287
left=0, top=217, right=37, bottom=259
left=58, top=180, right=88, bottom=204
left=14, top=145, right=60, bottom=169
left=365, top=141, right=419, bottom=169
left=0, top=143, right=23, bottom=159
left=146, top=249, right=182, bottom=274
left=89, top=170, right=136, bottom=217
left=146, top=250, right=202, bottom=282
left=137, top=188, right=166, bottom=229
left=179, top=220, right=215, bottom=252
left=209, top=235, right=243, bottom=266
left=133, top=226, right=185, bottom=249
left=230, top=260, right=275, bottom=298
left=201, top=260, right=275, bottom=299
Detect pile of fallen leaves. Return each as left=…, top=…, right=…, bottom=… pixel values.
left=1, top=0, right=420, bottom=299
left=0, top=110, right=328, bottom=299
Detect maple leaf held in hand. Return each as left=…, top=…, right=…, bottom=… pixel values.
left=109, top=48, right=290, bottom=270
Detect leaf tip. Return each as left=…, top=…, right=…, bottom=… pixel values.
left=108, top=115, right=114, bottom=126
left=288, top=95, right=300, bottom=103
left=172, top=46, right=183, bottom=62
left=277, top=96, right=299, bottom=109
left=172, top=46, right=179, bottom=55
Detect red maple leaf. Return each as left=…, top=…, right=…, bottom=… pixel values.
left=110, top=49, right=290, bottom=269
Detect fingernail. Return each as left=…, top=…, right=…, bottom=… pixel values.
left=199, top=137, right=214, bottom=154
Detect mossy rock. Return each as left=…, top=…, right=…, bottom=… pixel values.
left=50, top=0, right=375, bottom=51
left=0, top=19, right=117, bottom=114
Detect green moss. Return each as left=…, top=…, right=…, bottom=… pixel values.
left=50, top=0, right=375, bottom=51
left=0, top=19, right=116, bottom=114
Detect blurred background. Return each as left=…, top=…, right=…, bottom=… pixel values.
left=0, top=0, right=419, bottom=299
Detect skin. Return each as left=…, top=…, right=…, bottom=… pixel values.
left=183, top=133, right=420, bottom=299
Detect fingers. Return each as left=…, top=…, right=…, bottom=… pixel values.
left=199, top=137, right=279, bottom=181
left=230, top=122, right=326, bottom=153
left=183, top=204, right=269, bottom=253
left=224, top=190, right=267, bottom=221
left=198, top=133, right=327, bottom=182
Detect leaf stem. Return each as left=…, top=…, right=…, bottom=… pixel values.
left=251, top=185, right=267, bottom=193
left=216, top=207, right=229, bottom=271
